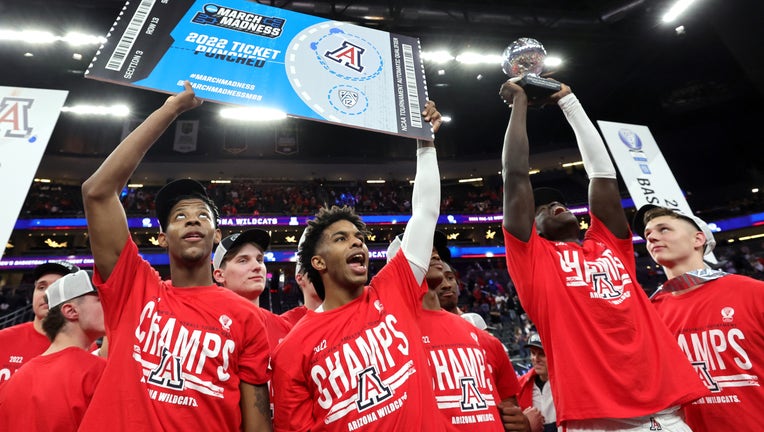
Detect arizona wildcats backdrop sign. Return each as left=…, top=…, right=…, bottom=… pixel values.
left=0, top=86, right=68, bottom=257
left=86, top=0, right=432, bottom=140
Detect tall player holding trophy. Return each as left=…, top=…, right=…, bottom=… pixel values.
left=497, top=37, right=708, bottom=432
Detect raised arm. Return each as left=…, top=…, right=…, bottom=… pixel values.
left=557, top=91, right=630, bottom=238
left=500, top=80, right=535, bottom=241
left=400, top=101, right=442, bottom=284
left=81, top=82, right=202, bottom=279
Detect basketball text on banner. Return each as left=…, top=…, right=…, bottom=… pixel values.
left=597, top=120, right=717, bottom=262
left=0, top=86, right=69, bottom=257
left=86, top=0, right=432, bottom=140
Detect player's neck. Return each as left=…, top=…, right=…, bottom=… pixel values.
left=304, top=296, right=322, bottom=311
left=321, top=282, right=364, bottom=311
left=43, top=326, right=94, bottom=355
left=662, top=255, right=706, bottom=281
left=168, top=262, right=215, bottom=287
left=544, top=231, right=580, bottom=244
left=422, top=291, right=441, bottom=311
left=32, top=316, right=45, bottom=335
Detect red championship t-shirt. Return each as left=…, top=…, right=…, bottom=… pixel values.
left=271, top=251, right=445, bottom=432
left=280, top=305, right=308, bottom=326
left=479, top=330, right=520, bottom=401
left=259, top=308, right=294, bottom=350
left=0, top=321, right=49, bottom=388
left=652, top=275, right=764, bottom=431
left=419, top=309, right=504, bottom=432
left=79, top=239, right=271, bottom=431
left=503, top=216, right=708, bottom=421
left=0, top=346, right=105, bottom=431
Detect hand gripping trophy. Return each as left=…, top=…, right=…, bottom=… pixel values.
left=501, top=38, right=561, bottom=100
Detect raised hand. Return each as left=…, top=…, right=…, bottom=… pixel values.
left=421, top=100, right=443, bottom=134
left=499, top=79, right=528, bottom=108
left=163, top=80, right=203, bottom=115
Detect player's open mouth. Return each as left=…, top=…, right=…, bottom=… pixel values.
left=347, top=253, right=367, bottom=273
left=553, top=206, right=567, bottom=216
left=183, top=232, right=203, bottom=241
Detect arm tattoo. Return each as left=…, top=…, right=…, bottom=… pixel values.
left=253, top=384, right=271, bottom=419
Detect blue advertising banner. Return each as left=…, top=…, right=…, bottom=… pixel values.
left=86, top=0, right=432, bottom=140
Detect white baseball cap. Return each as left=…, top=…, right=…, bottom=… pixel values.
left=213, top=229, right=270, bottom=270
left=633, top=205, right=716, bottom=255
left=461, top=312, right=496, bottom=331
left=45, top=270, right=96, bottom=308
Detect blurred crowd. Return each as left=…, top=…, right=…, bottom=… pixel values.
left=22, top=177, right=508, bottom=217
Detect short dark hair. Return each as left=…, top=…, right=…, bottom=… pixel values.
left=42, top=295, right=93, bottom=341
left=298, top=206, right=367, bottom=300
left=41, top=304, right=66, bottom=341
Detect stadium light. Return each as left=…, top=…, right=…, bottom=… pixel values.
left=61, top=104, right=130, bottom=117
left=455, top=52, right=503, bottom=65
left=421, top=50, right=455, bottom=64
left=0, top=29, right=104, bottom=45
left=662, top=0, right=698, bottom=23
left=544, top=56, right=563, bottom=67
left=562, top=161, right=584, bottom=168
left=220, top=107, right=287, bottom=121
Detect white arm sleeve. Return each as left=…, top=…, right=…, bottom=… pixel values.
left=401, top=146, right=440, bottom=284
left=558, top=93, right=616, bottom=179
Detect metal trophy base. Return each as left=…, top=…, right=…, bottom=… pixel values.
left=517, top=75, right=562, bottom=100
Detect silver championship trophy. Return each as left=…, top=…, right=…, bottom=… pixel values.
left=502, top=38, right=561, bottom=100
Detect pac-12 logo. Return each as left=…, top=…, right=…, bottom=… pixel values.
left=338, top=89, right=359, bottom=108
left=0, top=97, right=34, bottom=138
left=617, top=128, right=642, bottom=150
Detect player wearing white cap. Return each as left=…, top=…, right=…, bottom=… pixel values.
left=0, top=260, right=79, bottom=388
left=636, top=205, right=764, bottom=431
left=0, top=270, right=105, bottom=431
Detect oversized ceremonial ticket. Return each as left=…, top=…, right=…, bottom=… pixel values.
left=86, top=0, right=432, bottom=140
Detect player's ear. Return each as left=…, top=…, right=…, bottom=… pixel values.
left=311, top=256, right=326, bottom=272
left=157, top=232, right=169, bottom=249
left=693, top=231, right=706, bottom=251
left=61, top=302, right=78, bottom=320
left=213, top=268, right=225, bottom=285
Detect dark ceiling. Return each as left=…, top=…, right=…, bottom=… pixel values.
left=2, top=0, right=763, bottom=211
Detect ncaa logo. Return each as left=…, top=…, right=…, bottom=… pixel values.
left=618, top=128, right=642, bottom=150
